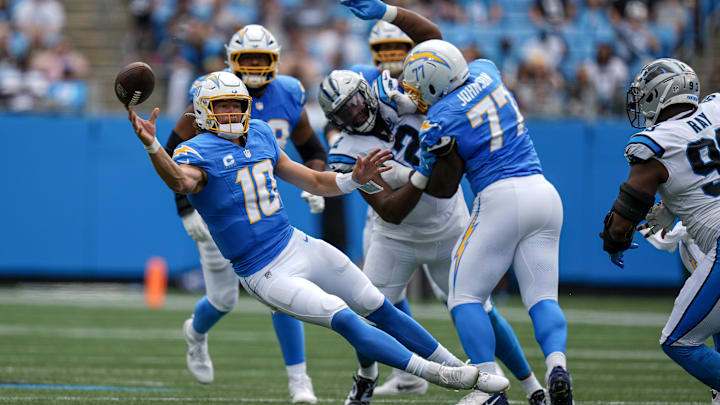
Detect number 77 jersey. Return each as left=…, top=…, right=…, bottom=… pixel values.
left=419, top=59, right=542, bottom=195
left=625, top=93, right=720, bottom=254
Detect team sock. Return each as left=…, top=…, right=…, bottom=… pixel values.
left=529, top=299, right=568, bottom=357
left=358, top=362, right=379, bottom=380
left=662, top=344, right=720, bottom=389
left=286, top=362, right=307, bottom=378
left=520, top=372, right=544, bottom=397
left=366, top=299, right=438, bottom=358
left=192, top=296, right=227, bottom=334
left=428, top=343, right=463, bottom=366
left=331, top=308, right=413, bottom=370
left=272, top=312, right=306, bottom=366
left=450, top=302, right=496, bottom=364
left=488, top=306, right=532, bottom=379
left=405, top=354, right=430, bottom=378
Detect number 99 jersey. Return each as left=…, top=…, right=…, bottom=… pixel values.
left=419, top=59, right=542, bottom=195
left=172, top=120, right=293, bottom=277
left=625, top=93, right=720, bottom=254
left=189, top=69, right=306, bottom=149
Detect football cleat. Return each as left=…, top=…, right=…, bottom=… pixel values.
left=344, top=373, right=378, bottom=405
left=712, top=389, right=719, bottom=405
left=456, top=391, right=509, bottom=405
left=528, top=388, right=548, bottom=405
left=374, top=369, right=428, bottom=395
left=288, top=373, right=317, bottom=404
left=547, top=366, right=573, bottom=405
left=183, top=317, right=214, bottom=384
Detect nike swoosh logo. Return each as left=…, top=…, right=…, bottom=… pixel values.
left=303, top=235, right=308, bottom=242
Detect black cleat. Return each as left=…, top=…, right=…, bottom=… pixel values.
left=528, top=388, right=548, bottom=405
left=547, top=366, right=573, bottom=405
left=344, top=373, right=378, bottom=405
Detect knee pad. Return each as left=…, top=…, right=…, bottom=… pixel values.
left=352, top=279, right=384, bottom=316
left=207, top=282, right=239, bottom=312
left=198, top=240, right=232, bottom=272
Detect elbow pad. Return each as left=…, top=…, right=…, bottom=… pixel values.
left=296, top=134, right=327, bottom=164
left=611, top=182, right=655, bottom=223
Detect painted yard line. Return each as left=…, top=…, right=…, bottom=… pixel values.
left=0, top=397, right=708, bottom=405
left=0, top=384, right=178, bottom=392
left=0, top=324, right=275, bottom=341
left=0, top=288, right=670, bottom=327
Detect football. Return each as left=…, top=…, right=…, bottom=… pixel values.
left=114, top=62, right=155, bottom=106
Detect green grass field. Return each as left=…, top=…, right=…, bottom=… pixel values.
left=0, top=284, right=711, bottom=404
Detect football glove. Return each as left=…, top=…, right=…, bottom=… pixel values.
left=340, top=0, right=388, bottom=20
left=609, top=243, right=639, bottom=269
left=181, top=210, right=211, bottom=242
left=639, top=201, right=675, bottom=237
left=301, top=191, right=325, bottom=214
left=380, top=70, right=417, bottom=115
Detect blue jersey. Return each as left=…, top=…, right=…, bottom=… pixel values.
left=348, top=64, right=381, bottom=84
left=190, top=70, right=306, bottom=149
left=420, top=59, right=542, bottom=194
left=172, top=120, right=293, bottom=276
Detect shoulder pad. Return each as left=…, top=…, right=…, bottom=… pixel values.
left=625, top=133, right=665, bottom=161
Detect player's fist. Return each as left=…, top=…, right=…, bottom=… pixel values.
left=301, top=191, right=325, bottom=214
left=340, top=0, right=388, bottom=20
left=181, top=210, right=211, bottom=242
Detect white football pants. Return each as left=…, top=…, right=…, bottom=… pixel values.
left=197, top=238, right=238, bottom=312
left=239, top=228, right=385, bottom=328
left=448, top=174, right=563, bottom=311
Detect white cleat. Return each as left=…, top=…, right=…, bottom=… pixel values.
left=374, top=369, right=429, bottom=395
left=475, top=370, right=510, bottom=393
left=183, top=317, right=214, bottom=384
left=289, top=374, right=317, bottom=404
left=713, top=389, right=720, bottom=405
left=457, top=391, right=509, bottom=405
left=424, top=363, right=485, bottom=390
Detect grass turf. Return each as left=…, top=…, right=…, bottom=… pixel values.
left=0, top=284, right=710, bottom=404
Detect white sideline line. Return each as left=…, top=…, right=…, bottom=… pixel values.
left=0, top=397, right=708, bottom=405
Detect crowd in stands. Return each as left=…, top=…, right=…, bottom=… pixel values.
left=0, top=0, right=717, bottom=116
left=128, top=0, right=716, bottom=119
left=0, top=0, right=89, bottom=112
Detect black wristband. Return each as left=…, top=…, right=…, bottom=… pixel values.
left=175, top=193, right=194, bottom=217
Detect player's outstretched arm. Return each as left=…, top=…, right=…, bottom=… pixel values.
left=360, top=172, right=423, bottom=224
left=341, top=0, right=441, bottom=43
left=128, top=107, right=207, bottom=195
left=276, top=148, right=392, bottom=196
left=600, top=159, right=668, bottom=267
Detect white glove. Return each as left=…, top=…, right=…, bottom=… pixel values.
left=640, top=221, right=688, bottom=252
left=380, top=70, right=417, bottom=115
left=641, top=201, right=676, bottom=237
left=181, top=210, right=211, bottom=242
left=301, top=191, right=325, bottom=214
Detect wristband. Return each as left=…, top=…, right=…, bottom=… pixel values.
left=145, top=138, right=162, bottom=154
left=381, top=5, right=397, bottom=22
left=336, top=172, right=362, bottom=194
left=410, top=171, right=428, bottom=190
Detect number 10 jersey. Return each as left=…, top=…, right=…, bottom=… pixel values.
left=625, top=93, right=720, bottom=254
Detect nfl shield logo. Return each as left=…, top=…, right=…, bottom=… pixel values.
left=244, top=149, right=252, bottom=158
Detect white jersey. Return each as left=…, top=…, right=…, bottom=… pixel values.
left=625, top=93, right=720, bottom=254
left=329, top=113, right=467, bottom=243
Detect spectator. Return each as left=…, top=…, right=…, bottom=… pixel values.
left=12, top=0, right=65, bottom=48
left=575, top=43, right=629, bottom=115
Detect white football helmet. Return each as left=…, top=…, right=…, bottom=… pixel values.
left=318, top=70, right=378, bottom=134
left=225, top=24, right=281, bottom=88
left=401, top=40, right=469, bottom=112
left=192, top=71, right=252, bottom=140
left=626, top=57, right=699, bottom=128
left=368, top=21, right=413, bottom=75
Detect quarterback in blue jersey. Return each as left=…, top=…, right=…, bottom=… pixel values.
left=128, top=71, right=510, bottom=400
left=163, top=25, right=327, bottom=403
